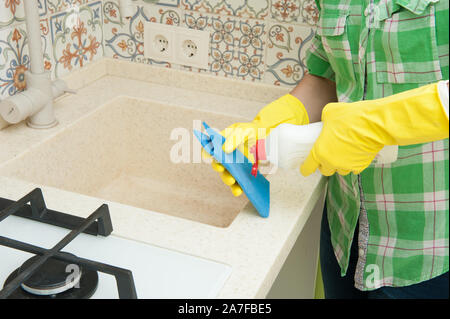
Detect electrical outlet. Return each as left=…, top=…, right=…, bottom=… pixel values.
left=175, top=29, right=209, bottom=69
left=144, top=23, right=175, bottom=62
left=144, top=22, right=210, bottom=69
left=182, top=40, right=197, bottom=58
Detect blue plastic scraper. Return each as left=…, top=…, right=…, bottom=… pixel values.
left=193, top=122, right=270, bottom=218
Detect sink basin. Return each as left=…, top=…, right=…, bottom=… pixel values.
left=0, top=97, right=249, bottom=227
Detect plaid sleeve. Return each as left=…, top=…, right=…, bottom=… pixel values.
left=305, top=1, right=336, bottom=81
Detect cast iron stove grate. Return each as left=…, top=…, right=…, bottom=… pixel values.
left=0, top=188, right=138, bottom=299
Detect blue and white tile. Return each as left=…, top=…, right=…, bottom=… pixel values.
left=49, top=1, right=103, bottom=78
left=39, top=18, right=55, bottom=78
left=300, top=0, right=318, bottom=26
left=264, top=22, right=314, bottom=87
left=0, top=0, right=48, bottom=28
left=183, top=12, right=237, bottom=76
left=270, top=0, right=301, bottom=23
left=183, top=11, right=266, bottom=81
left=46, top=0, right=94, bottom=15
left=0, top=25, right=30, bottom=97
left=103, top=0, right=181, bottom=67
left=0, top=17, right=55, bottom=99
left=181, top=0, right=269, bottom=19
left=235, top=18, right=265, bottom=81
left=270, top=0, right=318, bottom=25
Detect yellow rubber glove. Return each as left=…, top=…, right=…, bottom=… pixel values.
left=222, top=94, right=310, bottom=153
left=204, top=94, right=310, bottom=196
left=300, top=82, right=449, bottom=177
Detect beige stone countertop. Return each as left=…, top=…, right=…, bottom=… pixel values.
left=0, top=59, right=325, bottom=298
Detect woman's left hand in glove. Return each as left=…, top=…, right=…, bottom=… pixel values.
left=300, top=81, right=449, bottom=177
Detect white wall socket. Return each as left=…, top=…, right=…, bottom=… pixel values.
left=144, top=22, right=210, bottom=69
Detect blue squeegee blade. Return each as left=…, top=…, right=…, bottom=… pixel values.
left=193, top=130, right=214, bottom=156
left=194, top=123, right=270, bottom=218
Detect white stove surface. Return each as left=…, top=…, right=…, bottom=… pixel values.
left=0, top=215, right=232, bottom=299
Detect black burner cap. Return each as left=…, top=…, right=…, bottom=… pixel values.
left=3, top=253, right=99, bottom=299
left=19, top=252, right=83, bottom=295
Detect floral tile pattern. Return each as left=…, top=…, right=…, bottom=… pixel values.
left=40, top=18, right=55, bottom=76
left=50, top=1, right=103, bottom=78
left=103, top=1, right=181, bottom=67
left=0, top=0, right=321, bottom=105
left=270, top=0, right=301, bottom=23
left=0, top=19, right=52, bottom=98
left=0, top=26, right=29, bottom=97
left=183, top=11, right=265, bottom=81
left=0, top=0, right=24, bottom=28
left=38, top=0, right=49, bottom=16
left=181, top=0, right=269, bottom=19
left=0, top=0, right=48, bottom=28
left=270, top=0, right=318, bottom=25
left=0, top=21, right=52, bottom=98
left=0, top=0, right=101, bottom=100
left=301, top=0, right=318, bottom=26
left=47, top=0, right=91, bottom=15
left=101, top=0, right=317, bottom=86
left=235, top=20, right=265, bottom=80
left=264, top=22, right=314, bottom=86
left=208, top=15, right=238, bottom=76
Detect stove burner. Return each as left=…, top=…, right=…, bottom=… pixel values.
left=3, top=253, right=99, bottom=299
left=0, top=188, right=137, bottom=299
left=20, top=252, right=84, bottom=295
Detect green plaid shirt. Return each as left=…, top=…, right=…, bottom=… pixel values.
left=306, top=0, right=449, bottom=290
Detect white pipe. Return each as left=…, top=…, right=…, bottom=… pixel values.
left=23, top=0, right=45, bottom=74
left=26, top=72, right=56, bottom=129
left=119, top=0, right=135, bottom=19
left=23, top=0, right=57, bottom=128
left=0, top=0, right=62, bottom=129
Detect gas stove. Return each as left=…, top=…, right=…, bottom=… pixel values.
left=0, top=188, right=231, bottom=299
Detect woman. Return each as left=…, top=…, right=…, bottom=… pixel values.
left=205, top=0, right=449, bottom=298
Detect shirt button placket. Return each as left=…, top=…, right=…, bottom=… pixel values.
left=359, top=1, right=374, bottom=95
left=360, top=3, right=373, bottom=61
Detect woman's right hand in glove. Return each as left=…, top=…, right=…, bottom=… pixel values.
left=203, top=93, right=310, bottom=196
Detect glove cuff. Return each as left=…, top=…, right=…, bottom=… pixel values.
left=437, top=80, right=449, bottom=120
left=255, top=94, right=310, bottom=129
left=284, top=94, right=310, bottom=124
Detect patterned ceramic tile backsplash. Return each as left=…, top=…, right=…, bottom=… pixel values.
left=0, top=0, right=104, bottom=99
left=0, top=0, right=317, bottom=103
left=103, top=0, right=318, bottom=86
